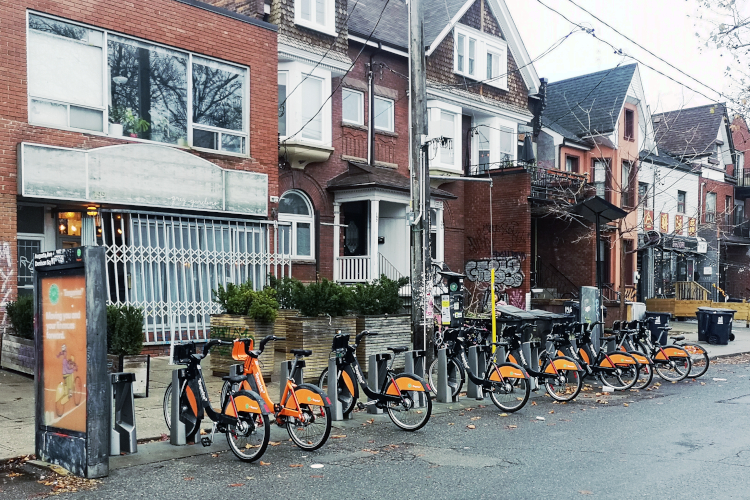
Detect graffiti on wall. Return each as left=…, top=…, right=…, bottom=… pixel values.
left=0, top=242, right=13, bottom=332
left=465, top=255, right=525, bottom=292
left=507, top=289, right=525, bottom=309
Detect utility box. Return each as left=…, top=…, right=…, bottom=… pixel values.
left=34, top=247, right=109, bottom=478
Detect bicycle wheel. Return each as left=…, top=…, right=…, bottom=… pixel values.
left=220, top=380, right=243, bottom=410
left=427, top=356, right=464, bottom=397
left=682, top=343, right=710, bottom=378
left=223, top=392, right=270, bottom=463
left=385, top=374, right=432, bottom=431
left=163, top=383, right=172, bottom=430
left=598, top=352, right=638, bottom=390
left=654, top=346, right=691, bottom=382
left=287, top=386, right=332, bottom=451
left=629, top=353, right=654, bottom=390
left=318, top=366, right=358, bottom=417
left=543, top=356, right=582, bottom=402
left=486, top=362, right=529, bottom=413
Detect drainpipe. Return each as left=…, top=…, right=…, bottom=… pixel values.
left=367, top=45, right=382, bottom=166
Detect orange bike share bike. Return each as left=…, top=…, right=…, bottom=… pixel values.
left=219, top=335, right=333, bottom=451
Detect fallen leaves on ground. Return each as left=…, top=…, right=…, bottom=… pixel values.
left=466, top=424, right=476, bottom=429
left=269, top=441, right=282, bottom=446
left=259, top=461, right=271, bottom=466
left=211, top=453, right=219, bottom=458
left=531, top=401, right=537, bottom=406
left=289, top=464, right=304, bottom=468
left=228, top=483, right=244, bottom=487
left=331, top=435, right=347, bottom=439
left=38, top=474, right=101, bottom=495
left=470, top=416, right=481, bottom=421
left=506, top=425, right=517, bottom=429
left=184, top=477, right=194, bottom=481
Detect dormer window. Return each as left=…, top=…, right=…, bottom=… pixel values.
left=295, top=0, right=337, bottom=36
left=454, top=26, right=508, bottom=89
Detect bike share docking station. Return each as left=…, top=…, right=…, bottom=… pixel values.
left=33, top=247, right=110, bottom=478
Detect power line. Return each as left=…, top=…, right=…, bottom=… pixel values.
left=535, top=0, right=742, bottom=110
left=564, top=0, right=734, bottom=104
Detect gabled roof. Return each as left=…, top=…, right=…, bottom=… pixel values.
left=541, top=118, right=590, bottom=147
left=639, top=150, right=694, bottom=171
left=328, top=161, right=457, bottom=199
left=347, top=0, right=540, bottom=95
left=651, top=103, right=727, bottom=158
left=543, top=64, right=637, bottom=138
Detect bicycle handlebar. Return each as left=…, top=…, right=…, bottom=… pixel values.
left=259, top=335, right=285, bottom=353
left=355, top=330, right=378, bottom=346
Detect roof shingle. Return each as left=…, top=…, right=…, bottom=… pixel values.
left=651, top=103, right=726, bottom=159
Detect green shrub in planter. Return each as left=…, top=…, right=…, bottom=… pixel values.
left=351, top=275, right=409, bottom=316
left=268, top=276, right=304, bottom=310
left=294, top=279, right=353, bottom=317
left=107, top=305, right=145, bottom=355
left=249, top=288, right=280, bottom=323
left=6, top=295, right=34, bottom=340
left=213, top=282, right=255, bottom=315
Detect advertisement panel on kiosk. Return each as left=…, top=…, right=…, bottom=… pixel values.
left=34, top=247, right=108, bottom=478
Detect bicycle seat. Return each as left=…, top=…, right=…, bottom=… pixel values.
left=290, top=349, right=313, bottom=357
left=672, top=335, right=685, bottom=342
left=601, top=335, right=616, bottom=341
left=222, top=374, right=246, bottom=383
left=388, top=346, right=409, bottom=354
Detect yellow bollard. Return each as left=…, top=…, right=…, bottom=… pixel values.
left=491, top=268, right=496, bottom=353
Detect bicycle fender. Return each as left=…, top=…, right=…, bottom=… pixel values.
left=544, top=356, right=581, bottom=374
left=385, top=374, right=428, bottom=395
left=655, top=346, right=689, bottom=360
left=224, top=390, right=270, bottom=416
left=291, top=384, right=332, bottom=408
left=489, top=363, right=528, bottom=381
left=341, top=367, right=357, bottom=399
left=628, top=351, right=651, bottom=366
left=578, top=348, right=591, bottom=366
left=603, top=352, right=638, bottom=366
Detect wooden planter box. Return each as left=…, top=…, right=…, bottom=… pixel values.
left=285, top=316, right=357, bottom=382
left=0, top=332, right=35, bottom=376
left=209, top=313, right=294, bottom=380
left=356, top=315, right=412, bottom=372
left=107, top=354, right=150, bottom=397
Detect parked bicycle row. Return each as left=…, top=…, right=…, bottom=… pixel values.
left=427, top=317, right=709, bottom=409
left=163, top=331, right=431, bottom=463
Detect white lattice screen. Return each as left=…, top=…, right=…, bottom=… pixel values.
left=101, top=211, right=291, bottom=344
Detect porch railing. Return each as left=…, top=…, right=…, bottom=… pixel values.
left=675, top=281, right=709, bottom=301
left=378, top=253, right=404, bottom=281
left=337, top=256, right=370, bottom=282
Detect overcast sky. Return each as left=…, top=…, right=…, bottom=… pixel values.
left=505, top=0, right=734, bottom=115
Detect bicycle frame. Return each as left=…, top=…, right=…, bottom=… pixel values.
left=454, top=341, right=526, bottom=388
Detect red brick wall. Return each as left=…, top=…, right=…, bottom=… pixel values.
left=535, top=217, right=596, bottom=291
left=0, top=0, right=278, bottom=306
left=462, top=172, right=531, bottom=308
left=702, top=178, right=735, bottom=226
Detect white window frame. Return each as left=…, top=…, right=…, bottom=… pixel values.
left=427, top=100, right=462, bottom=172
left=278, top=61, right=332, bottom=145
left=453, top=25, right=508, bottom=90
left=294, top=0, right=337, bottom=37
left=278, top=190, right=315, bottom=260
left=17, top=234, right=44, bottom=294
left=471, top=117, right=517, bottom=170
left=373, top=96, right=394, bottom=132
left=342, top=88, right=364, bottom=126
left=278, top=71, right=288, bottom=137
left=26, top=11, right=250, bottom=157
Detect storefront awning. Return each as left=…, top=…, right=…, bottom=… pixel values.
left=19, top=142, right=268, bottom=216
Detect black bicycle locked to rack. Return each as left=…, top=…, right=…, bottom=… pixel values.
left=318, top=330, right=432, bottom=431
left=170, top=340, right=272, bottom=462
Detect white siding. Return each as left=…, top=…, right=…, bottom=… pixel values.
left=639, top=160, right=700, bottom=234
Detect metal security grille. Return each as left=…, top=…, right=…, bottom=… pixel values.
left=101, top=211, right=291, bottom=345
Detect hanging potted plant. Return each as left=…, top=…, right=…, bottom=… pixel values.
left=0, top=295, right=35, bottom=375
left=106, top=305, right=150, bottom=397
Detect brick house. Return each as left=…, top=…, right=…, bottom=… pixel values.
left=533, top=64, right=653, bottom=307
left=212, top=0, right=544, bottom=309
left=726, top=115, right=750, bottom=298
left=651, top=103, right=738, bottom=301
left=3, top=0, right=279, bottom=350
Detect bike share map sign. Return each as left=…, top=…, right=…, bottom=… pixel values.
left=41, top=274, right=87, bottom=432
left=34, top=247, right=108, bottom=478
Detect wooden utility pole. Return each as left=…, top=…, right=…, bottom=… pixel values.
left=408, top=0, right=430, bottom=350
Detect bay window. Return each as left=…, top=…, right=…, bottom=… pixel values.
left=279, top=72, right=288, bottom=136
left=28, top=12, right=249, bottom=155
left=499, top=127, right=514, bottom=162
left=301, top=74, right=323, bottom=141
left=440, top=111, right=455, bottom=165
left=454, top=26, right=508, bottom=89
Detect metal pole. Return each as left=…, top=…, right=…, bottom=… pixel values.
left=409, top=0, right=429, bottom=350
left=595, top=214, right=603, bottom=331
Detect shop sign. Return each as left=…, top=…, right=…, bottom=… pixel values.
left=660, top=213, right=669, bottom=233
left=674, top=215, right=683, bottom=235
left=643, top=210, right=654, bottom=230
left=688, top=217, right=697, bottom=236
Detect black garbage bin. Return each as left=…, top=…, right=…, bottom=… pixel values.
left=696, top=308, right=735, bottom=345
left=563, top=301, right=580, bottom=321
left=645, top=311, right=671, bottom=345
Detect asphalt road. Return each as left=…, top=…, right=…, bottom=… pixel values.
left=4, top=357, right=750, bottom=500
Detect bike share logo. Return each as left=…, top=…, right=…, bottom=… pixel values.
left=49, top=284, right=60, bottom=305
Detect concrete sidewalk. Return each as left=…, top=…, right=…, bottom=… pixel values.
left=2, top=320, right=750, bottom=462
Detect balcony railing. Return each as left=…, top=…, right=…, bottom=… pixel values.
left=466, top=160, right=588, bottom=202
left=737, top=169, right=750, bottom=187
left=733, top=217, right=750, bottom=238
left=337, top=256, right=370, bottom=282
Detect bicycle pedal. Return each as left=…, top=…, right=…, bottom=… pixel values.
left=356, top=402, right=365, bottom=410
left=200, top=436, right=212, bottom=447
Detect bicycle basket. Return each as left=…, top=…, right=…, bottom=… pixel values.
left=332, top=333, right=350, bottom=351
left=173, top=342, right=196, bottom=364
left=231, top=338, right=253, bottom=361
left=442, top=328, right=460, bottom=345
